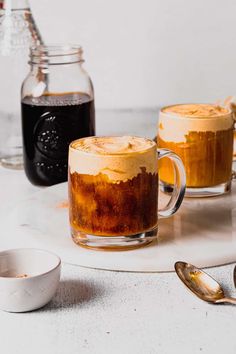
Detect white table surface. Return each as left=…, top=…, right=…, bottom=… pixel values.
left=0, top=109, right=236, bottom=354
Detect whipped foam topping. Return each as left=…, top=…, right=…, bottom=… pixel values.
left=71, top=136, right=155, bottom=155
left=69, top=136, right=157, bottom=182
left=162, top=104, right=229, bottom=118
left=159, top=104, right=234, bottom=143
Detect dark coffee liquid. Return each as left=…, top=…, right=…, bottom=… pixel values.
left=21, top=93, right=95, bottom=186
left=69, top=169, right=157, bottom=237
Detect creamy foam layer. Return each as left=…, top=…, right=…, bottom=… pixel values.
left=162, top=104, right=229, bottom=117
left=69, top=136, right=157, bottom=182
left=72, top=136, right=155, bottom=154
left=159, top=104, right=234, bottom=143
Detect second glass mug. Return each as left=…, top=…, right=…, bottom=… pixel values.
left=158, top=104, right=235, bottom=197
left=68, top=136, right=186, bottom=250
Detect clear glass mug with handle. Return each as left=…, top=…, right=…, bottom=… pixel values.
left=158, top=104, right=235, bottom=197
left=68, top=135, right=186, bottom=250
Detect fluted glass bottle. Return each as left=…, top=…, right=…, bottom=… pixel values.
left=0, top=0, right=42, bottom=168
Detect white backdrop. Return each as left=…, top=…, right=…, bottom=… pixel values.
left=30, top=0, right=236, bottom=109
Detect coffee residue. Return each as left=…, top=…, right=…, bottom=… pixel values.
left=57, top=201, right=69, bottom=209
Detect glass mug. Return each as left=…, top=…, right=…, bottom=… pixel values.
left=158, top=104, right=235, bottom=197
left=68, top=136, right=186, bottom=250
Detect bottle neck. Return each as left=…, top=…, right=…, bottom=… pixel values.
left=1, top=0, right=29, bottom=10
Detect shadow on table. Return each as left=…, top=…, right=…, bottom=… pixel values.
left=38, top=279, right=105, bottom=312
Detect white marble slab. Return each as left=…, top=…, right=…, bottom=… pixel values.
left=1, top=181, right=236, bottom=272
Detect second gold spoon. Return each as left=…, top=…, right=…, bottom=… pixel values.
left=175, top=261, right=236, bottom=305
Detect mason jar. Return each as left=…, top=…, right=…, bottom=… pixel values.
left=21, top=45, right=95, bottom=186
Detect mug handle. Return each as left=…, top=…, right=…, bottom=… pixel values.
left=157, top=148, right=186, bottom=218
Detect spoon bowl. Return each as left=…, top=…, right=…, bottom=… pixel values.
left=175, top=261, right=236, bottom=305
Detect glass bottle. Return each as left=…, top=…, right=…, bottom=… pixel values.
left=21, top=45, right=95, bottom=186
left=0, top=0, right=42, bottom=169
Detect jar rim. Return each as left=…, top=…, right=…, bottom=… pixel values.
left=29, top=44, right=84, bottom=66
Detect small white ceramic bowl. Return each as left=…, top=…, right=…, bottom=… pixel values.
left=0, top=248, right=61, bottom=312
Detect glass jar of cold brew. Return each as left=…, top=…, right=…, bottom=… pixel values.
left=21, top=45, right=95, bottom=186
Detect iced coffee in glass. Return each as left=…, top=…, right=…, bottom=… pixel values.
left=68, top=136, right=186, bottom=250
left=158, top=104, right=235, bottom=197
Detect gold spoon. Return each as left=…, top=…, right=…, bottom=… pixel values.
left=175, top=261, right=236, bottom=305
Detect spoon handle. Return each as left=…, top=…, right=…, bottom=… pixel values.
left=216, top=297, right=236, bottom=305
